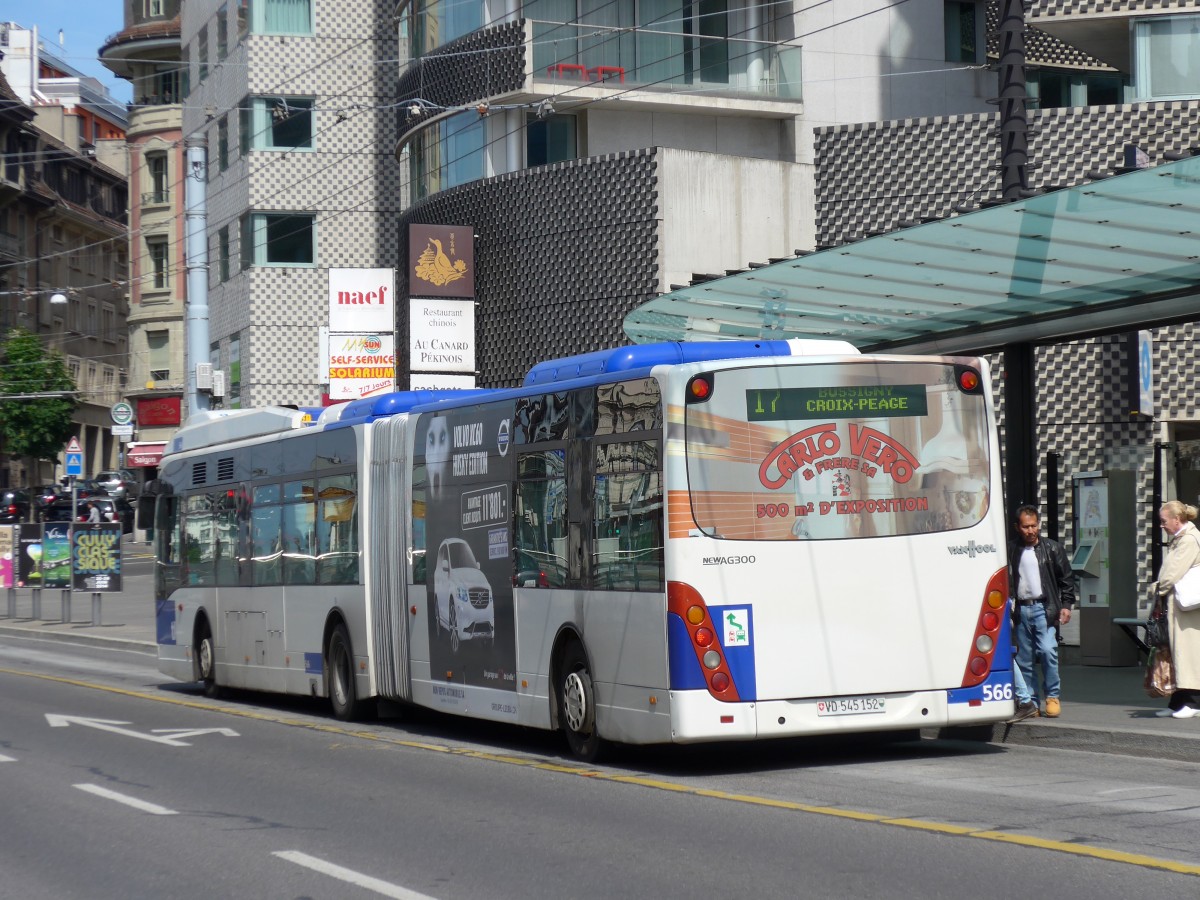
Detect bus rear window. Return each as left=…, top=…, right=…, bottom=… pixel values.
left=684, top=362, right=992, bottom=540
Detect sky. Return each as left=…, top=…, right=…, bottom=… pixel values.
left=11, top=3, right=132, bottom=103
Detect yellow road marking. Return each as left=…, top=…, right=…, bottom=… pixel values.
left=5, top=665, right=1199, bottom=878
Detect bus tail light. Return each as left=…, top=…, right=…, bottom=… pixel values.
left=667, top=581, right=740, bottom=700
left=960, top=566, right=1008, bottom=688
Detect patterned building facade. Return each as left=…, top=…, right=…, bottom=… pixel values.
left=180, top=0, right=401, bottom=407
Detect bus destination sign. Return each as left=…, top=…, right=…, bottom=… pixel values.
left=746, top=385, right=928, bottom=421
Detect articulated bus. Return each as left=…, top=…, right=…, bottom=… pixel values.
left=145, top=340, right=1014, bottom=759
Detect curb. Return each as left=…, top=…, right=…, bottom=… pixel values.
left=0, top=622, right=155, bottom=654
left=928, top=720, right=1200, bottom=763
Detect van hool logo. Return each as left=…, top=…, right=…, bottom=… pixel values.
left=415, top=238, right=468, bottom=286
left=947, top=541, right=997, bottom=559
left=703, top=555, right=757, bottom=566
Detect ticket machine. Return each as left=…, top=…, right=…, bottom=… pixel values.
left=1073, top=470, right=1138, bottom=666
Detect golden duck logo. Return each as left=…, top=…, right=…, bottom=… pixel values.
left=415, top=238, right=468, bottom=287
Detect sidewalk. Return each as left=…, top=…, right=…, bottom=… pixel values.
left=2, top=582, right=1198, bottom=761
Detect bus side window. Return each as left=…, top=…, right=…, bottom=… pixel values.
left=183, top=493, right=216, bottom=587
left=155, top=495, right=182, bottom=598
left=514, top=449, right=568, bottom=588
left=593, top=440, right=663, bottom=591
left=317, top=473, right=358, bottom=585
left=282, top=479, right=315, bottom=585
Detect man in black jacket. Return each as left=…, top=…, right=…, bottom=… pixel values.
left=1009, top=505, right=1076, bottom=719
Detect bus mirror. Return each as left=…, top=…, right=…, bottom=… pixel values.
left=136, top=495, right=154, bottom=530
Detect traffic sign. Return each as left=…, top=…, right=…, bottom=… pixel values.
left=66, top=436, right=82, bottom=453
left=111, top=401, right=134, bottom=426
left=65, top=452, right=83, bottom=477
left=111, top=424, right=134, bottom=437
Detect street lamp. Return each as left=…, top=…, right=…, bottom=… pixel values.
left=50, top=292, right=68, bottom=306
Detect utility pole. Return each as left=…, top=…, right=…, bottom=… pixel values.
left=184, top=136, right=212, bottom=420
left=996, top=0, right=1030, bottom=200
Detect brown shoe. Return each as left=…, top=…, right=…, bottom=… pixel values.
left=1044, top=697, right=1061, bottom=718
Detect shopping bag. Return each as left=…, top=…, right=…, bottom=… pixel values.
left=1175, top=565, right=1200, bottom=611
left=1144, top=646, right=1176, bottom=699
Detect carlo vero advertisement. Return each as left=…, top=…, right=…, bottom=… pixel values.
left=415, top=401, right=516, bottom=708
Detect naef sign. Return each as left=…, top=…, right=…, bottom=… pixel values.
left=328, top=267, right=395, bottom=333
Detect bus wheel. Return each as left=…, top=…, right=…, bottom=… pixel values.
left=197, top=626, right=220, bottom=699
left=327, top=623, right=363, bottom=721
left=558, top=642, right=605, bottom=762
left=448, top=603, right=460, bottom=654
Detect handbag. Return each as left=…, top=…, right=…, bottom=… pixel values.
left=1175, top=564, right=1200, bottom=611
left=1144, top=645, right=1176, bottom=699
left=1146, top=602, right=1169, bottom=649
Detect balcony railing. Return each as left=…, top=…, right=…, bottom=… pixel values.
left=530, top=20, right=801, bottom=101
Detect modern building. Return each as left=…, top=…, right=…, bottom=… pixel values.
left=100, top=0, right=187, bottom=474
left=806, top=1, right=1200, bottom=602
left=390, top=1, right=1010, bottom=389
left=179, top=0, right=401, bottom=408
left=0, top=23, right=130, bottom=486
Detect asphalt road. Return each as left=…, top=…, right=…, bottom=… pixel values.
left=1, top=634, right=1198, bottom=899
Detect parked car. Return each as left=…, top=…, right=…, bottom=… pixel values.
left=30, top=484, right=63, bottom=521
left=43, top=496, right=135, bottom=534
left=0, top=489, right=31, bottom=524
left=73, top=478, right=110, bottom=499
left=94, top=469, right=139, bottom=500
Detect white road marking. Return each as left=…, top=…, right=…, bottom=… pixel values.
left=47, top=714, right=194, bottom=746
left=0, top=754, right=15, bottom=762
left=273, top=850, right=438, bottom=900
left=73, top=783, right=178, bottom=815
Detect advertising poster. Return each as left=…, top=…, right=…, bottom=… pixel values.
left=72, top=524, right=122, bottom=592
left=328, top=267, right=395, bottom=333
left=41, top=522, right=72, bottom=589
left=327, top=333, right=396, bottom=400
left=408, top=225, right=474, bottom=298
left=414, top=401, right=516, bottom=703
left=682, top=363, right=992, bottom=541
left=17, top=523, right=43, bottom=588
left=408, top=298, right=476, bottom=374
left=0, top=525, right=14, bottom=589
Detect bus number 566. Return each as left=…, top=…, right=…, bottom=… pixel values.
left=980, top=682, right=1013, bottom=702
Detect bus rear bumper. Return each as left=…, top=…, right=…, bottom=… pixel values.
left=670, top=687, right=1011, bottom=743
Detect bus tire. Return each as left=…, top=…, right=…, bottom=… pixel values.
left=197, top=625, right=220, bottom=699
left=327, top=623, right=365, bottom=721
left=558, top=642, right=605, bottom=762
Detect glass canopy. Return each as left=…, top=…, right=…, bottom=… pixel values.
left=623, top=155, right=1200, bottom=354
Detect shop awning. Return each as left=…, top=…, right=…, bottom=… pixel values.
left=126, top=442, right=166, bottom=467
left=623, top=155, right=1200, bottom=354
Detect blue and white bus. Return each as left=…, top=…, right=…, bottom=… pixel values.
left=145, top=339, right=1013, bottom=759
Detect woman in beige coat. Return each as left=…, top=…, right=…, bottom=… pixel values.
left=1154, top=500, right=1200, bottom=718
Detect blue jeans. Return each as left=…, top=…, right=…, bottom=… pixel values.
left=1015, top=603, right=1060, bottom=704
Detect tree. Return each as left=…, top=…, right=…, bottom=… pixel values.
left=0, top=328, right=78, bottom=465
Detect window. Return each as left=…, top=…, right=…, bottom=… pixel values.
left=944, top=1, right=980, bottom=64
left=317, top=474, right=359, bottom=584
left=593, top=440, right=663, bottom=591
left=146, top=151, right=168, bottom=203
left=1134, top=14, right=1200, bottom=100
left=181, top=45, right=191, bottom=97
left=281, top=479, right=316, bottom=583
left=184, top=494, right=216, bottom=587
left=244, top=212, right=315, bottom=266
left=241, top=97, right=315, bottom=151
left=218, top=4, right=229, bottom=59
left=147, top=0, right=165, bottom=16
left=198, top=27, right=209, bottom=82
left=238, top=213, right=252, bottom=271
left=515, top=449, right=569, bottom=587
left=101, top=304, right=115, bottom=342
left=217, top=115, right=229, bottom=171
left=526, top=114, right=577, bottom=166
left=251, top=484, right=282, bottom=584
left=253, top=0, right=313, bottom=35
left=237, top=0, right=250, bottom=40
left=218, top=225, right=230, bottom=282
left=147, top=238, right=169, bottom=289
left=148, top=330, right=170, bottom=382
